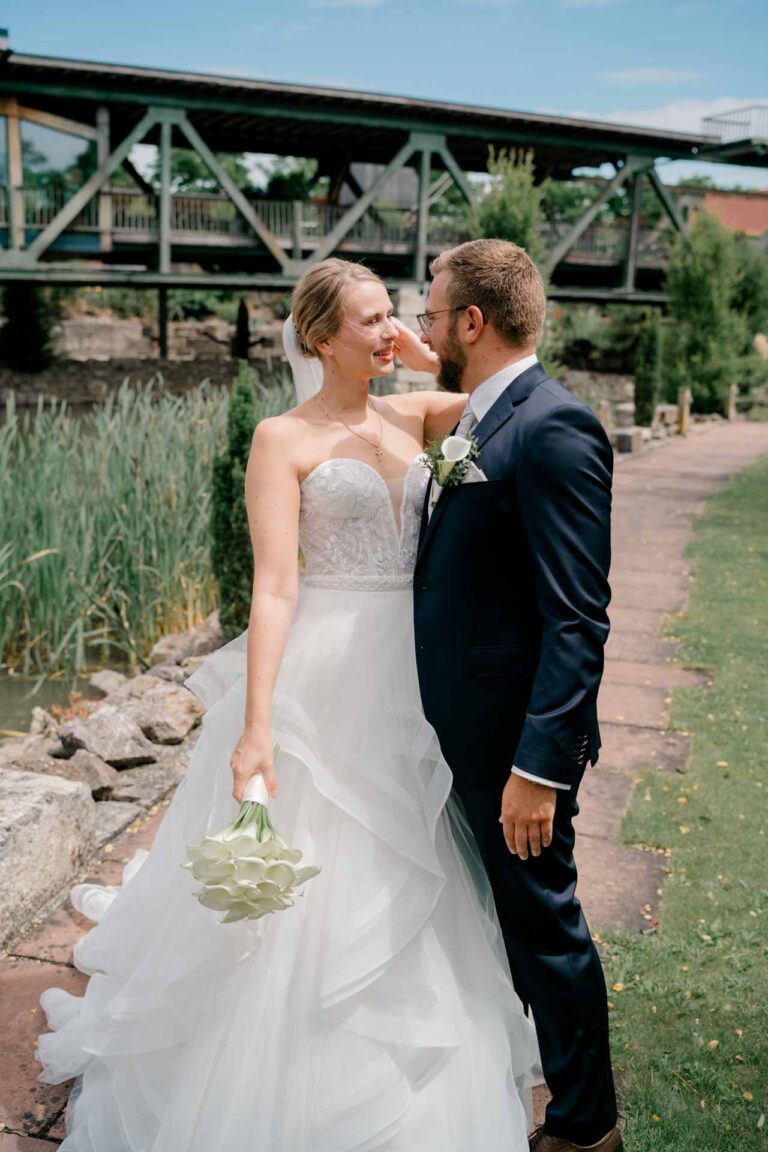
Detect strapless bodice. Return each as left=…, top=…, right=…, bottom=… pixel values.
left=299, top=456, right=430, bottom=590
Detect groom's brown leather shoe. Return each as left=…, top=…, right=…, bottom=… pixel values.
left=528, top=1125, right=623, bottom=1152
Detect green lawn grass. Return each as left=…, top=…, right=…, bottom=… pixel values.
left=603, top=453, right=768, bottom=1150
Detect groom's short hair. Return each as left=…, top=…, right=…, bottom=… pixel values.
left=429, top=239, right=546, bottom=348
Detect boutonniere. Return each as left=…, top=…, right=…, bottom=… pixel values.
left=424, top=434, right=481, bottom=489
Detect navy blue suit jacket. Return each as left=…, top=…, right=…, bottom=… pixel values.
left=413, top=362, right=613, bottom=789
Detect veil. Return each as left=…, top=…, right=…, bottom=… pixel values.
left=282, top=315, right=323, bottom=404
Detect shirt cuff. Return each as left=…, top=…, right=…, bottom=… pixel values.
left=512, top=765, right=571, bottom=791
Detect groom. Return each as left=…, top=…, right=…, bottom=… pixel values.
left=413, top=239, right=621, bottom=1152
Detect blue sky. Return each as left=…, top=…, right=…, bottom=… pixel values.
left=5, top=0, right=767, bottom=187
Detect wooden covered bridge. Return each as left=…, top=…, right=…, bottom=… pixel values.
left=0, top=35, right=764, bottom=347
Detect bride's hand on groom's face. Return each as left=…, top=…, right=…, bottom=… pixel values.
left=499, top=775, right=556, bottom=861
left=391, top=318, right=440, bottom=375
left=231, top=729, right=277, bottom=803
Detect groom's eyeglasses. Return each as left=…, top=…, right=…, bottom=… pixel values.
left=416, top=305, right=471, bottom=336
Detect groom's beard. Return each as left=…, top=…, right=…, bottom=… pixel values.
left=436, top=322, right=467, bottom=394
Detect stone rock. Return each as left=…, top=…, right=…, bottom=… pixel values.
left=67, top=750, right=122, bottom=798
left=112, top=673, right=166, bottom=700
left=93, top=800, right=144, bottom=848
left=148, top=610, right=222, bottom=667
left=29, top=706, right=59, bottom=737
left=596, top=399, right=613, bottom=431
left=0, top=739, right=121, bottom=798
left=0, top=768, right=96, bottom=946
left=109, top=762, right=184, bottom=807
left=180, top=655, right=205, bottom=677
left=614, top=402, right=636, bottom=429
left=127, top=684, right=204, bottom=745
left=59, top=706, right=157, bottom=768
left=89, top=668, right=129, bottom=696
left=149, top=662, right=188, bottom=685
left=611, top=426, right=644, bottom=454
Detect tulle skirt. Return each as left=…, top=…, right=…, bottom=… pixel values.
left=36, top=582, right=541, bottom=1151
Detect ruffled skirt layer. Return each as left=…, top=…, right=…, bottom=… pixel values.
left=36, top=584, right=540, bottom=1151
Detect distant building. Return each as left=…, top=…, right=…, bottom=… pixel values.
left=676, top=185, right=768, bottom=239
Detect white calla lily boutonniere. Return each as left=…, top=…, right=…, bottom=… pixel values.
left=183, top=746, right=321, bottom=924
left=424, top=433, right=481, bottom=490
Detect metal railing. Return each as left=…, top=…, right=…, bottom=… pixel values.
left=6, top=187, right=675, bottom=266
left=702, top=105, right=768, bottom=143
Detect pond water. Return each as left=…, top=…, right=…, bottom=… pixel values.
left=0, top=652, right=133, bottom=735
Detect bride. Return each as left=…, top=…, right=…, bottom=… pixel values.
left=36, top=258, right=540, bottom=1151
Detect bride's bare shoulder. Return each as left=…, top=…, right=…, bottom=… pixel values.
left=248, top=407, right=315, bottom=470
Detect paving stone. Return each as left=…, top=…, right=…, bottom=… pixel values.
left=602, top=659, right=706, bottom=690
left=608, top=605, right=673, bottom=636
left=575, top=838, right=667, bottom=933
left=9, top=900, right=92, bottom=968
left=0, top=1133, right=62, bottom=1150
left=603, top=630, right=678, bottom=664
left=0, top=955, right=86, bottom=1137
left=575, top=771, right=636, bottom=842
left=598, top=681, right=669, bottom=729
left=596, top=723, right=690, bottom=776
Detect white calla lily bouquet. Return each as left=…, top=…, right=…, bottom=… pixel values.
left=183, top=751, right=321, bottom=924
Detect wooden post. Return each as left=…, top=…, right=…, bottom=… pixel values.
left=158, top=286, right=169, bottom=359
left=413, top=146, right=431, bottom=283
left=4, top=98, right=24, bottom=250
left=96, top=107, right=113, bottom=254
left=726, top=381, right=738, bottom=421
left=292, top=200, right=303, bottom=260
left=677, top=386, right=691, bottom=435
left=158, top=118, right=172, bottom=275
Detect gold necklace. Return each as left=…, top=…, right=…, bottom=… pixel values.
left=315, top=394, right=385, bottom=461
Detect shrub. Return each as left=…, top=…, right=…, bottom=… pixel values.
left=0, top=284, right=56, bottom=372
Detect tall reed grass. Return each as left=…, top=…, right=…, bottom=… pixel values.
left=0, top=372, right=294, bottom=681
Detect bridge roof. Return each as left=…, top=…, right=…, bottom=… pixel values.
left=1, top=50, right=715, bottom=177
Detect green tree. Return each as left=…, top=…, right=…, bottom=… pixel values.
left=211, top=362, right=259, bottom=640
left=148, top=148, right=253, bottom=192
left=256, top=156, right=323, bottom=201
left=634, top=312, right=662, bottom=426
left=0, top=284, right=56, bottom=372
left=468, top=147, right=546, bottom=261
left=664, top=212, right=751, bottom=413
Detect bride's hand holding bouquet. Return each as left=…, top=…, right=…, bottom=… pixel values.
left=182, top=732, right=320, bottom=923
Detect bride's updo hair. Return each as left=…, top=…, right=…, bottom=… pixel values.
left=291, top=258, right=385, bottom=357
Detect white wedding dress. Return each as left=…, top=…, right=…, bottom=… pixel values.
left=36, top=452, right=541, bottom=1152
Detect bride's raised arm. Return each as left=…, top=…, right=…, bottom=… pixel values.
left=390, top=318, right=466, bottom=444
left=229, top=417, right=302, bottom=803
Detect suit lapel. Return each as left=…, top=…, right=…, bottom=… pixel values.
left=416, top=362, right=550, bottom=565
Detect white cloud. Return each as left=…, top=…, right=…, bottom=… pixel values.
left=540, top=96, right=768, bottom=189
left=598, top=67, right=703, bottom=86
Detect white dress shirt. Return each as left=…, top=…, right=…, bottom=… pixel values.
left=467, top=356, right=571, bottom=792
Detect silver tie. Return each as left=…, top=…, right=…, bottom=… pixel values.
left=454, top=401, right=477, bottom=439
left=427, top=402, right=477, bottom=520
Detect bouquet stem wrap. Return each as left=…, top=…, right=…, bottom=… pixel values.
left=183, top=752, right=321, bottom=923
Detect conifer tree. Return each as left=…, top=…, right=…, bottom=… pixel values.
left=634, top=312, right=662, bottom=426
left=211, top=362, right=259, bottom=640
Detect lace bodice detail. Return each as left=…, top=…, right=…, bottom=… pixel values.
left=299, top=457, right=430, bottom=590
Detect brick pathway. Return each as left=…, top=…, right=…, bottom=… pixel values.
left=2, top=421, right=767, bottom=1149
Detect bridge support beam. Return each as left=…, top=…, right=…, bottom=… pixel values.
left=542, top=155, right=648, bottom=278
left=623, top=170, right=644, bottom=291
left=96, top=107, right=113, bottom=254
left=414, top=144, right=432, bottom=282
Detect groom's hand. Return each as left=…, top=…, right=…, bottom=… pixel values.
left=499, top=775, right=557, bottom=860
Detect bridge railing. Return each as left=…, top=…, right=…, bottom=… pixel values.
left=6, top=187, right=676, bottom=266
